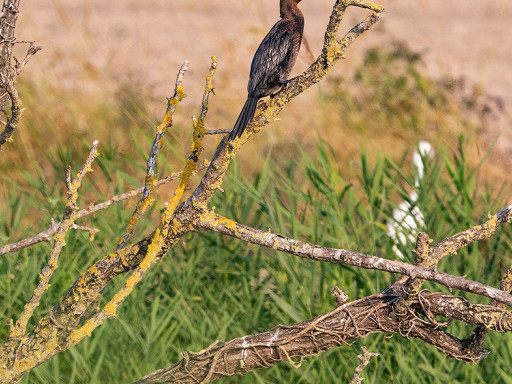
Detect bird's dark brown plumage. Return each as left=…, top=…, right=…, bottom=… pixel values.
left=228, top=0, right=304, bottom=140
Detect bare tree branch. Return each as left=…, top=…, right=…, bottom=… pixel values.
left=0, top=59, right=218, bottom=383
left=12, top=43, right=41, bottom=79
left=431, top=205, right=512, bottom=264
left=350, top=347, right=379, bottom=384
left=0, top=78, right=20, bottom=148
left=0, top=0, right=41, bottom=148
left=4, top=141, right=99, bottom=350
left=66, top=58, right=217, bottom=349
left=117, top=60, right=190, bottom=250
left=460, top=236, right=512, bottom=355
left=205, top=129, right=232, bottom=135
left=415, top=291, right=512, bottom=331
left=196, top=208, right=512, bottom=306
left=187, top=2, right=384, bottom=212
left=0, top=162, right=208, bottom=256
left=0, top=0, right=386, bottom=376
left=130, top=290, right=500, bottom=384
left=7, top=1, right=512, bottom=383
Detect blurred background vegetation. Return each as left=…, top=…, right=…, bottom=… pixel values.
left=1, top=0, right=512, bottom=382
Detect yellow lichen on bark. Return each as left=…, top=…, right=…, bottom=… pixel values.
left=165, top=56, right=217, bottom=216
left=68, top=221, right=168, bottom=347
left=343, top=0, right=384, bottom=12
left=117, top=66, right=191, bottom=250
left=57, top=59, right=219, bottom=346
left=9, top=143, right=99, bottom=344
left=438, top=213, right=501, bottom=260
left=325, top=40, right=343, bottom=64
left=200, top=210, right=238, bottom=232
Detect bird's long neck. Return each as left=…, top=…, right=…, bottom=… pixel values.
left=280, top=0, right=303, bottom=19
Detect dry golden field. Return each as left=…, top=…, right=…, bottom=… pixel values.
left=5, top=0, right=512, bottom=191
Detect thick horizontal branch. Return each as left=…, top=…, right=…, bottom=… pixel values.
left=391, top=204, right=512, bottom=299
left=195, top=209, right=512, bottom=307
left=131, top=291, right=489, bottom=384
left=416, top=291, right=512, bottom=332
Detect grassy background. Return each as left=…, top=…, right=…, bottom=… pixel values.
left=1, top=43, right=511, bottom=383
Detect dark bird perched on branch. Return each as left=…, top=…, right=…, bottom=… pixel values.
left=228, top=0, right=304, bottom=140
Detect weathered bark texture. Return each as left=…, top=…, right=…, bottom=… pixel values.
left=0, top=0, right=40, bottom=148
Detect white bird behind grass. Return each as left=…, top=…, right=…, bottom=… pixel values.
left=387, top=141, right=434, bottom=259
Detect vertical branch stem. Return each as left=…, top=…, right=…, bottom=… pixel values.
left=117, top=61, right=190, bottom=250
left=9, top=140, right=99, bottom=341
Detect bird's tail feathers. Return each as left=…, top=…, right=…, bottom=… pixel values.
left=228, top=97, right=258, bottom=140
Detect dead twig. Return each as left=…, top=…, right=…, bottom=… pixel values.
left=350, top=347, right=379, bottom=384
left=117, top=60, right=190, bottom=250
left=7, top=140, right=99, bottom=343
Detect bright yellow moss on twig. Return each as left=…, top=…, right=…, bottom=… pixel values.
left=165, top=56, right=217, bottom=217
left=117, top=65, right=190, bottom=249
